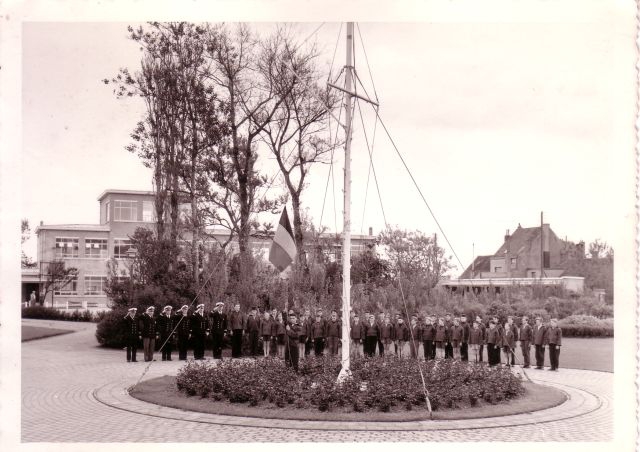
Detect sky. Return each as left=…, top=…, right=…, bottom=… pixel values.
left=18, top=9, right=637, bottom=277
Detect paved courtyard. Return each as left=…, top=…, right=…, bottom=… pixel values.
left=21, top=319, right=613, bottom=442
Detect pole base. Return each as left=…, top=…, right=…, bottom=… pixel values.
left=337, top=366, right=352, bottom=384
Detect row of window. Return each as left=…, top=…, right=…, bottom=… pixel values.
left=54, top=276, right=107, bottom=296
left=55, top=238, right=133, bottom=259
left=105, top=200, right=155, bottom=223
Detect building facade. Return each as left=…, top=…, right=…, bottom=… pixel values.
left=24, top=189, right=376, bottom=311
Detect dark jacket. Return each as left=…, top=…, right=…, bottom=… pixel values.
left=409, top=323, right=422, bottom=342
left=274, top=321, right=286, bottom=336
left=485, top=327, right=501, bottom=345
left=156, top=313, right=174, bottom=338
left=246, top=315, right=260, bottom=333
left=469, top=327, right=483, bottom=345
left=394, top=323, right=409, bottom=341
left=364, top=323, right=380, bottom=338
left=190, top=311, right=209, bottom=336
left=286, top=323, right=302, bottom=344
left=501, top=326, right=516, bottom=348
left=533, top=324, right=547, bottom=345
left=546, top=326, right=562, bottom=345
left=450, top=325, right=464, bottom=343
left=228, top=311, right=246, bottom=330
left=139, top=313, right=158, bottom=338
left=260, top=318, right=273, bottom=336
left=326, top=319, right=342, bottom=338
left=174, top=312, right=191, bottom=338
left=421, top=324, right=435, bottom=341
left=350, top=321, right=365, bottom=340
left=520, top=323, right=533, bottom=342
left=210, top=311, right=227, bottom=334
left=124, top=314, right=139, bottom=338
left=434, top=325, right=448, bottom=342
left=461, top=323, right=470, bottom=342
left=310, top=319, right=326, bottom=339
left=379, top=323, right=394, bottom=340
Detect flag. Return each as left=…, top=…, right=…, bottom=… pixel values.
left=269, top=208, right=296, bottom=272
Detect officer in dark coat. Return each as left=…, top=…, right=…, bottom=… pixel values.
left=190, top=304, right=209, bottom=360
left=174, top=305, right=191, bottom=360
left=245, top=307, right=261, bottom=357
left=156, top=305, right=175, bottom=361
left=284, top=312, right=302, bottom=371
left=227, top=303, right=246, bottom=358
left=123, top=307, right=140, bottom=362
left=139, top=306, right=159, bottom=362
left=209, top=302, right=227, bottom=359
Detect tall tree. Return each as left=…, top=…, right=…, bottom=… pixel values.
left=21, top=219, right=35, bottom=268
left=259, top=27, right=338, bottom=255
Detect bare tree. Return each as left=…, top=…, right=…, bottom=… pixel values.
left=42, top=261, right=78, bottom=308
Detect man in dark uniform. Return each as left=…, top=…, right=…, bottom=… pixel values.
left=533, top=316, right=547, bottom=369
left=174, top=305, right=191, bottom=360
left=190, top=304, right=209, bottom=360
left=325, top=310, right=342, bottom=356
left=310, top=310, right=326, bottom=356
left=123, top=307, right=140, bottom=362
left=246, top=307, right=261, bottom=357
left=139, top=306, right=159, bottom=362
left=519, top=316, right=533, bottom=368
left=209, top=302, right=227, bottom=359
left=444, top=313, right=454, bottom=358
left=228, top=302, right=246, bottom=358
left=284, top=312, right=302, bottom=371
left=460, top=315, right=470, bottom=361
left=476, top=315, right=486, bottom=362
left=156, top=305, right=175, bottom=361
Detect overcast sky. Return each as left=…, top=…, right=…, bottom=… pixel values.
left=19, top=9, right=636, bottom=276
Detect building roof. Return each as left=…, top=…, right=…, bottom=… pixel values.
left=97, top=189, right=154, bottom=201
left=459, top=255, right=491, bottom=279
left=36, top=224, right=110, bottom=233
left=494, top=225, right=542, bottom=257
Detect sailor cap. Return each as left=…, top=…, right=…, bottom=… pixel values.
left=196, top=304, right=205, bottom=309
left=163, top=305, right=172, bottom=311
left=128, top=307, right=137, bottom=312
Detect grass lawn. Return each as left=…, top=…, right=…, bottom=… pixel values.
left=130, top=375, right=566, bottom=422
left=22, top=325, right=73, bottom=342
left=537, top=337, right=612, bottom=372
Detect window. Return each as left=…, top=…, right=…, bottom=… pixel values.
left=531, top=271, right=537, bottom=278
left=55, top=238, right=79, bottom=258
left=54, top=276, right=78, bottom=295
left=85, top=239, right=107, bottom=258
left=510, top=257, right=517, bottom=268
left=84, top=276, right=107, bottom=295
left=114, top=239, right=134, bottom=259
left=113, top=200, right=138, bottom=221
left=105, top=201, right=110, bottom=222
left=494, top=266, right=502, bottom=272
left=142, top=201, right=154, bottom=222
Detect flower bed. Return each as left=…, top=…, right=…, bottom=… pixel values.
left=175, top=356, right=525, bottom=413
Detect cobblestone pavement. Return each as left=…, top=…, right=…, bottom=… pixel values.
left=21, top=319, right=613, bottom=442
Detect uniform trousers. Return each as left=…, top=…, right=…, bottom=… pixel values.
left=364, top=336, right=378, bottom=357
left=314, top=338, right=325, bottom=356
left=487, top=343, right=500, bottom=366
left=159, top=334, right=172, bottom=360
left=445, top=342, right=453, bottom=359
left=285, top=342, right=299, bottom=370
left=177, top=335, right=189, bottom=360
left=143, top=337, right=155, bottom=362
left=326, top=336, right=340, bottom=355
left=193, top=334, right=205, bottom=360
left=549, top=344, right=560, bottom=370
left=534, top=344, right=545, bottom=368
left=422, top=340, right=433, bottom=360
left=460, top=342, right=469, bottom=361
left=377, top=339, right=384, bottom=356
left=210, top=332, right=224, bottom=358
left=478, top=344, right=485, bottom=362
left=520, top=341, right=531, bottom=367
left=248, top=330, right=260, bottom=356
left=231, top=329, right=243, bottom=358
left=125, top=336, right=138, bottom=362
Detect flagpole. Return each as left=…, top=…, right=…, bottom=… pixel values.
left=338, top=22, right=354, bottom=383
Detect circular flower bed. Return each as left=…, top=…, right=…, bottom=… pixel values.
left=175, top=356, right=525, bottom=413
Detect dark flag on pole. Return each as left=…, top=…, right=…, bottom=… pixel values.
left=269, top=208, right=297, bottom=272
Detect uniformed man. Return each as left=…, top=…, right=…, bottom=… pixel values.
left=325, top=310, right=342, bottom=356
left=246, top=307, right=261, bottom=357
left=546, top=318, right=562, bottom=371
left=519, top=316, right=533, bottom=368
left=533, top=316, right=547, bottom=369
left=175, top=305, right=191, bottom=360
left=284, top=312, right=302, bottom=371
left=123, top=307, right=140, bottom=362
left=156, top=305, right=175, bottom=361
left=444, top=313, right=454, bottom=358
left=228, top=303, right=246, bottom=358
left=310, top=310, right=326, bottom=356
left=191, top=304, right=209, bottom=360
left=139, top=306, right=158, bottom=362
left=209, top=302, right=227, bottom=359
left=460, top=316, right=470, bottom=361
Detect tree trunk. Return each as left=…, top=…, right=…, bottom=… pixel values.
left=291, top=192, right=304, bottom=259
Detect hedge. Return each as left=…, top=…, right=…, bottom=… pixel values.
left=22, top=306, right=106, bottom=323
left=176, top=356, right=524, bottom=413
left=558, top=315, right=613, bottom=338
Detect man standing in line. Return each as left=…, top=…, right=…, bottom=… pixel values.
left=175, top=305, right=191, bottom=361
left=519, top=316, right=533, bottom=368
left=444, top=313, right=454, bottom=358
left=123, top=307, right=140, bottom=362
left=190, top=304, right=209, bottom=360
left=284, top=312, right=302, bottom=371
left=246, top=307, right=261, bottom=357
left=210, top=302, right=227, bottom=359
left=485, top=320, right=501, bottom=366
left=476, top=315, right=486, bottom=363
left=311, top=310, right=327, bottom=356
left=325, top=310, right=342, bottom=356
left=376, top=312, right=386, bottom=356
left=533, top=316, right=547, bottom=369
left=350, top=313, right=365, bottom=358
left=156, top=305, right=175, bottom=361
left=228, top=302, right=246, bottom=358
left=460, top=315, right=470, bottom=361
left=546, top=318, right=562, bottom=371
left=139, top=306, right=159, bottom=362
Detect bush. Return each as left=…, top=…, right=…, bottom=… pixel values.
left=95, top=309, right=129, bottom=348
left=175, top=356, right=525, bottom=413
left=558, top=315, right=613, bottom=337
left=22, top=306, right=104, bottom=322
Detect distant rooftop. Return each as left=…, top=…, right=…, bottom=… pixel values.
left=36, top=224, right=110, bottom=233
left=97, top=189, right=154, bottom=201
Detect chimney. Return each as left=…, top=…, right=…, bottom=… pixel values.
left=40, top=220, right=43, bottom=226
left=504, top=229, right=510, bottom=242
left=368, top=226, right=373, bottom=236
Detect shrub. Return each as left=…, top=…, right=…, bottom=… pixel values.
left=175, top=356, right=525, bottom=413
left=95, top=309, right=129, bottom=347
left=558, top=315, right=614, bottom=337
left=22, top=306, right=104, bottom=322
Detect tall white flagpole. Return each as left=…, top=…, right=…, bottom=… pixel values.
left=338, top=22, right=354, bottom=382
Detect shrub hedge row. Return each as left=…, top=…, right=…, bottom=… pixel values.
left=176, top=356, right=524, bottom=413
left=558, top=315, right=613, bottom=338
left=22, top=306, right=106, bottom=323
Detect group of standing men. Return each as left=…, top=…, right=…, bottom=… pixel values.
left=123, top=304, right=563, bottom=371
